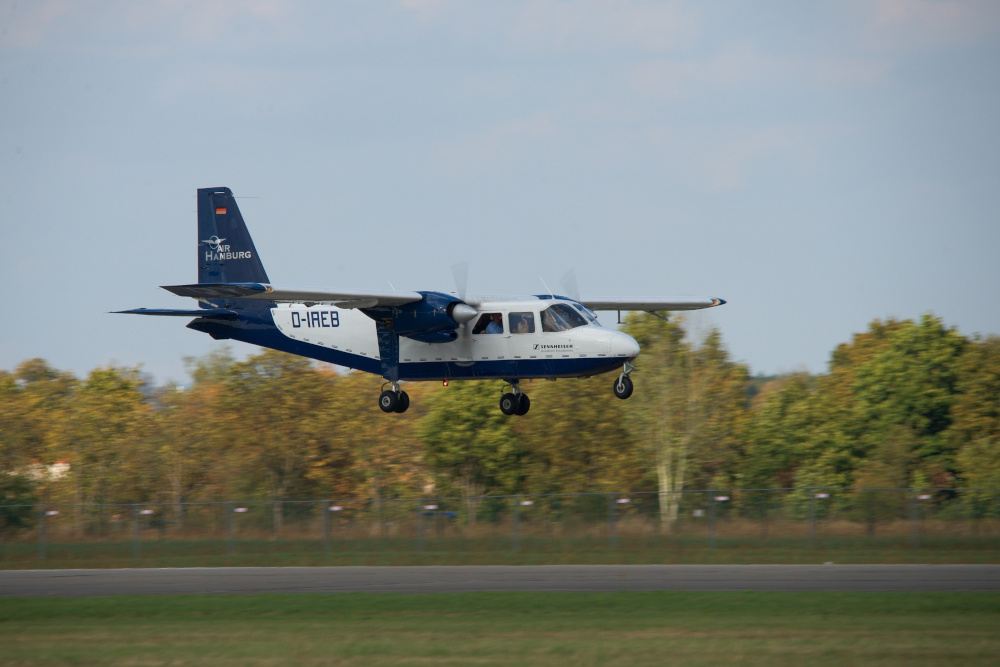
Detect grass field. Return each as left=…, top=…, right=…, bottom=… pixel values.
left=3, top=534, right=1000, bottom=569
left=2, top=592, right=999, bottom=665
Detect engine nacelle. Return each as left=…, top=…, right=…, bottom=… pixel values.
left=362, top=291, right=475, bottom=343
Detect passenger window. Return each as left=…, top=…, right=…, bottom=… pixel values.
left=541, top=304, right=588, bottom=332
left=473, top=312, right=504, bottom=334
left=509, top=312, right=535, bottom=334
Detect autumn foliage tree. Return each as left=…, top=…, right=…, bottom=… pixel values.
left=2, top=312, right=999, bottom=529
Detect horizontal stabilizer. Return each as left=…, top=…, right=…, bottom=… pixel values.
left=162, top=283, right=424, bottom=308
left=580, top=297, right=726, bottom=311
left=112, top=308, right=239, bottom=319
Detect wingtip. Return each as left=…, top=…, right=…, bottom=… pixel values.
left=714, top=298, right=727, bottom=306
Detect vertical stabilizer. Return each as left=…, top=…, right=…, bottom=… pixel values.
left=197, top=187, right=270, bottom=285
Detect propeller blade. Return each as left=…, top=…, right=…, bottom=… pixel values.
left=561, top=269, right=580, bottom=301
left=451, top=261, right=469, bottom=301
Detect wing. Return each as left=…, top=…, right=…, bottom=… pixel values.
left=579, top=296, right=726, bottom=311
left=161, top=282, right=424, bottom=309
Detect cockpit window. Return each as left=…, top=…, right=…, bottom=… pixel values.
left=541, top=304, right=588, bottom=332
left=572, top=304, right=600, bottom=325
left=473, top=313, right=504, bottom=334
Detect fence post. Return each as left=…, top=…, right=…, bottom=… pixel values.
left=608, top=494, right=618, bottom=549
left=909, top=491, right=919, bottom=549
left=322, top=501, right=331, bottom=554
left=132, top=505, right=141, bottom=559
left=512, top=496, right=520, bottom=553
left=708, top=492, right=716, bottom=548
left=226, top=501, right=234, bottom=555
left=809, top=491, right=817, bottom=547
left=272, top=501, right=279, bottom=539
left=378, top=497, right=385, bottom=539
left=416, top=499, right=425, bottom=553
left=37, top=505, right=46, bottom=562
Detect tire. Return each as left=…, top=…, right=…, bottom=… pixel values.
left=516, top=393, right=531, bottom=415
left=613, top=375, right=634, bottom=400
left=394, top=391, right=410, bottom=413
left=379, top=390, right=398, bottom=413
left=499, top=393, right=519, bottom=415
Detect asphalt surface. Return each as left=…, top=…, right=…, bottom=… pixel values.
left=2, top=565, right=999, bottom=597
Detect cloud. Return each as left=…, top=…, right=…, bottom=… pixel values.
left=435, top=111, right=556, bottom=170
left=397, top=0, right=454, bottom=19
left=0, top=0, right=294, bottom=54
left=858, top=0, right=1000, bottom=50
left=0, top=0, right=74, bottom=50
left=514, top=0, right=698, bottom=52
left=632, top=45, right=891, bottom=100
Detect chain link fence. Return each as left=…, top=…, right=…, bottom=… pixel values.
left=2, top=487, right=999, bottom=563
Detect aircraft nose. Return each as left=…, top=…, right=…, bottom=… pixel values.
left=610, top=332, right=640, bottom=360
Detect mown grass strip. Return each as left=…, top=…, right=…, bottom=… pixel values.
left=2, top=592, right=1000, bottom=666
left=3, top=535, right=1000, bottom=569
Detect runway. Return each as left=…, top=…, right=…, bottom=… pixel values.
left=2, top=565, right=999, bottom=597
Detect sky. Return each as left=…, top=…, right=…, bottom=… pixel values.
left=1, top=0, right=999, bottom=385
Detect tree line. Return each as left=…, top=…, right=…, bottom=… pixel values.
left=2, top=313, right=998, bottom=531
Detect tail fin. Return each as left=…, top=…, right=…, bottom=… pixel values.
left=197, top=187, right=270, bottom=285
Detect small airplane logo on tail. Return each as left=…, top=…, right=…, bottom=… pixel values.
left=201, top=236, right=226, bottom=251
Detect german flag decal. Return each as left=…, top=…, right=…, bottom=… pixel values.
left=215, top=207, right=226, bottom=215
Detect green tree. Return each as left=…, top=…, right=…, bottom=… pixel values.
left=218, top=350, right=336, bottom=531
left=623, top=314, right=749, bottom=529
left=0, top=360, right=75, bottom=480
left=739, top=373, right=815, bottom=489
left=416, top=380, right=524, bottom=522
left=514, top=375, right=640, bottom=495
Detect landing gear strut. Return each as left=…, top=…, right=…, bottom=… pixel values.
left=613, top=363, right=634, bottom=400
left=500, top=380, right=530, bottom=416
left=378, top=382, right=410, bottom=414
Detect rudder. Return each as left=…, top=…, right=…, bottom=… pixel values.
left=197, top=187, right=270, bottom=285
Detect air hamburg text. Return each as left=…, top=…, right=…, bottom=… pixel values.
left=205, top=244, right=253, bottom=262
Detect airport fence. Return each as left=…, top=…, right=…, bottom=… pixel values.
left=2, top=487, right=999, bottom=564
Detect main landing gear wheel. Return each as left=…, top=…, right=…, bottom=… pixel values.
left=378, top=390, right=398, bottom=413
left=613, top=375, right=634, bottom=399
left=379, top=387, right=410, bottom=414
left=500, top=390, right=531, bottom=416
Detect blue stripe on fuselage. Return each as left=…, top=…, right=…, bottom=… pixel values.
left=186, top=308, right=626, bottom=380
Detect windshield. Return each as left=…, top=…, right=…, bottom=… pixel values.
left=541, top=303, right=588, bottom=332
left=572, top=304, right=600, bottom=325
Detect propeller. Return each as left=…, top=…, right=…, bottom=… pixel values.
left=561, top=269, right=580, bottom=302
left=449, top=262, right=478, bottom=362
left=451, top=261, right=469, bottom=301
left=449, top=261, right=478, bottom=324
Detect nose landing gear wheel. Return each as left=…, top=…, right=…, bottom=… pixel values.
left=613, top=375, right=634, bottom=399
left=394, top=391, right=410, bottom=414
left=515, top=393, right=530, bottom=415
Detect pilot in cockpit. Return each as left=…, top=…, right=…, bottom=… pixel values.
left=485, top=313, right=503, bottom=334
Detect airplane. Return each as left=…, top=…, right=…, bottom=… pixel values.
left=117, top=187, right=726, bottom=415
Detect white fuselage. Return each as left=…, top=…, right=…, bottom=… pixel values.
left=269, top=297, right=639, bottom=381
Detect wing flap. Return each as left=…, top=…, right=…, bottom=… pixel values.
left=580, top=297, right=726, bottom=311
left=161, top=283, right=423, bottom=308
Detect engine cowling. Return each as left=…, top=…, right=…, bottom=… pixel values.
left=361, top=291, right=476, bottom=343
